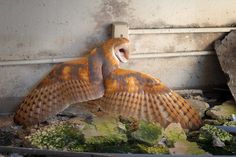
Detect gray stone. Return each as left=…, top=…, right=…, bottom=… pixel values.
left=187, top=99, right=210, bottom=118
left=212, top=135, right=225, bottom=147
left=0, top=115, right=13, bottom=128
left=206, top=100, right=236, bottom=120
left=163, top=123, right=187, bottom=146
left=215, top=31, right=236, bottom=101
left=203, top=119, right=223, bottom=125
left=169, top=141, right=207, bottom=155
left=81, top=116, right=128, bottom=145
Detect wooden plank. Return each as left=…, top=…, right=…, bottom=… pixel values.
left=215, top=31, right=236, bottom=101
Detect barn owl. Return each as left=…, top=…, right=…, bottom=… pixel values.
left=14, top=38, right=202, bottom=130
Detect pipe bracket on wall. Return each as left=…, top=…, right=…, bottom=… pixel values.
left=112, top=22, right=129, bottom=39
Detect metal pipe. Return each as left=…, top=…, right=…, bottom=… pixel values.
left=130, top=51, right=215, bottom=59
left=0, top=51, right=215, bottom=66
left=0, top=57, right=80, bottom=66
left=129, top=27, right=236, bottom=34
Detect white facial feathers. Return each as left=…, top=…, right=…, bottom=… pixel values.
left=113, top=43, right=129, bottom=63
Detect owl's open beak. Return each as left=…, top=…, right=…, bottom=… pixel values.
left=115, top=44, right=129, bottom=63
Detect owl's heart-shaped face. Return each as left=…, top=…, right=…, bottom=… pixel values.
left=102, top=38, right=130, bottom=66
left=113, top=42, right=129, bottom=63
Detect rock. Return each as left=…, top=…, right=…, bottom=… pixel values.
left=203, top=119, right=223, bottom=125
left=232, top=114, right=236, bottom=121
left=82, top=116, right=127, bottom=145
left=212, top=135, right=225, bottom=147
left=169, top=141, right=207, bottom=155
left=131, top=120, right=163, bottom=145
left=59, top=103, right=94, bottom=120
left=190, top=95, right=205, bottom=101
left=175, top=89, right=203, bottom=98
left=187, top=131, right=199, bottom=140
left=0, top=115, right=14, bottom=128
left=215, top=31, right=236, bottom=101
left=224, top=121, right=236, bottom=127
left=119, top=116, right=139, bottom=133
left=163, top=123, right=187, bottom=146
left=0, top=129, right=16, bottom=146
left=199, top=124, right=233, bottom=143
left=0, top=122, right=23, bottom=147
left=216, top=125, right=236, bottom=135
left=158, top=137, right=168, bottom=146
left=187, top=99, right=209, bottom=118
left=206, top=100, right=236, bottom=120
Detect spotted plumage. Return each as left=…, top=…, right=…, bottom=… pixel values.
left=14, top=38, right=202, bottom=129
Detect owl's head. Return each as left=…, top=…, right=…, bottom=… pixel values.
left=102, top=38, right=130, bottom=65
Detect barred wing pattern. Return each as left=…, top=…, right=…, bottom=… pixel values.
left=14, top=59, right=104, bottom=126
left=90, top=69, right=202, bottom=130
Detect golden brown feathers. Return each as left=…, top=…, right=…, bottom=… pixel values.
left=88, top=69, right=202, bottom=130
left=14, top=38, right=202, bottom=130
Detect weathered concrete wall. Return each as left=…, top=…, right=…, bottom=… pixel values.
left=1, top=0, right=236, bottom=113
left=1, top=0, right=236, bottom=60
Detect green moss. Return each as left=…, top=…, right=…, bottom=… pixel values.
left=206, top=100, right=236, bottom=120
left=197, top=124, right=236, bottom=155
left=26, top=117, right=235, bottom=155
left=184, top=142, right=207, bottom=155
left=131, top=120, right=163, bottom=145
left=199, top=124, right=233, bottom=143
left=169, top=141, right=207, bottom=155
left=163, top=123, right=187, bottom=146
left=85, top=134, right=127, bottom=145
left=26, top=124, right=84, bottom=151
left=199, top=141, right=236, bottom=155
left=224, top=121, right=236, bottom=127
left=137, top=144, right=169, bottom=154
left=119, top=116, right=139, bottom=133
left=82, top=117, right=127, bottom=145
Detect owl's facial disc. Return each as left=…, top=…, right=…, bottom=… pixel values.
left=114, top=43, right=129, bottom=63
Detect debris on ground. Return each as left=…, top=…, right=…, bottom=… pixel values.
left=0, top=92, right=236, bottom=155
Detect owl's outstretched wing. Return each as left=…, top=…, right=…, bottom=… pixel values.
left=14, top=58, right=104, bottom=126
left=89, top=69, right=202, bottom=130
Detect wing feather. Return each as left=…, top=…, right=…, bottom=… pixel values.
left=14, top=59, right=104, bottom=126
left=89, top=69, right=202, bottom=130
